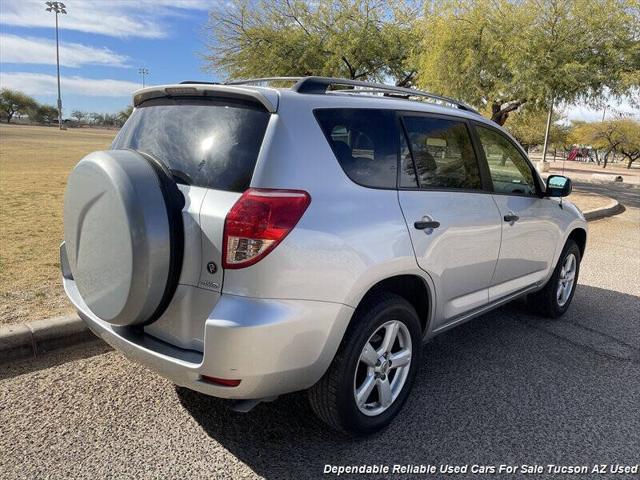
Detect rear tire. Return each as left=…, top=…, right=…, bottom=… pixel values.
left=528, top=240, right=581, bottom=318
left=308, top=292, right=421, bottom=436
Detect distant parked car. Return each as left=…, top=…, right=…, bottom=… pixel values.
left=61, top=77, right=587, bottom=435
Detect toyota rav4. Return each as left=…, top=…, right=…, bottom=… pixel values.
left=61, top=77, right=587, bottom=435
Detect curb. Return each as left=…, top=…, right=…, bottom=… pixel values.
left=583, top=198, right=623, bottom=221
left=0, top=197, right=624, bottom=364
left=0, top=314, right=96, bottom=364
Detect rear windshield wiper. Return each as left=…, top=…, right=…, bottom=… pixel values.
left=169, top=169, right=193, bottom=186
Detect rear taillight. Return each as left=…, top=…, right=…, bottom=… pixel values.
left=222, top=188, right=311, bottom=269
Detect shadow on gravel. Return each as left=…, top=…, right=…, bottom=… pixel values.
left=0, top=340, right=111, bottom=380
left=177, top=285, right=640, bottom=479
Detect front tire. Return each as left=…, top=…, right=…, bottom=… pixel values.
left=528, top=240, right=581, bottom=318
left=308, top=292, right=422, bottom=436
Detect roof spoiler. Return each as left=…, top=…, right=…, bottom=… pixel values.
left=132, top=84, right=278, bottom=113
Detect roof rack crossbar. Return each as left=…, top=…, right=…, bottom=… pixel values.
left=222, top=76, right=479, bottom=114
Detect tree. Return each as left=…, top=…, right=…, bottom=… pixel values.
left=569, top=118, right=640, bottom=168
left=90, top=112, right=104, bottom=125
left=72, top=110, right=88, bottom=124
left=505, top=107, right=568, bottom=152
left=31, top=104, right=59, bottom=126
left=203, top=0, right=420, bottom=85
left=414, top=0, right=640, bottom=125
left=616, top=119, right=640, bottom=168
left=0, top=88, right=38, bottom=123
left=116, top=105, right=133, bottom=126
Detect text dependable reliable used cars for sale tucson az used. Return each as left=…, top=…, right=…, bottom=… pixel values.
left=61, top=77, right=587, bottom=435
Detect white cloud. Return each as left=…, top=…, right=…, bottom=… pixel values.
left=565, top=97, right=639, bottom=122
left=0, top=34, right=128, bottom=67
left=0, top=72, right=140, bottom=97
left=0, top=0, right=211, bottom=39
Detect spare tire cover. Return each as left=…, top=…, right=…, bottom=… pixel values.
left=64, top=150, right=180, bottom=326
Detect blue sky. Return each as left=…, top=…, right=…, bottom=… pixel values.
left=0, top=0, right=636, bottom=121
left=0, top=0, right=220, bottom=115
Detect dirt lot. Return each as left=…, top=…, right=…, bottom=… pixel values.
left=0, top=124, right=116, bottom=325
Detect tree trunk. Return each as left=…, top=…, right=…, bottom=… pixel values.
left=491, top=100, right=525, bottom=125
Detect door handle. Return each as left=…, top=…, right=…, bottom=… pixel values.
left=503, top=213, right=519, bottom=223
left=414, top=220, right=440, bottom=230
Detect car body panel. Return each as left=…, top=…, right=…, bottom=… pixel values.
left=397, top=190, right=502, bottom=326
left=488, top=194, right=563, bottom=300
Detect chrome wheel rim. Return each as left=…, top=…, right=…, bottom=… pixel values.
left=557, top=253, right=577, bottom=307
left=353, top=320, right=412, bottom=417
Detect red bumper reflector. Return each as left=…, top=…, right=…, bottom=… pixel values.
left=201, top=375, right=242, bottom=387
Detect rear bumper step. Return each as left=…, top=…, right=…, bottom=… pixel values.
left=63, top=275, right=354, bottom=400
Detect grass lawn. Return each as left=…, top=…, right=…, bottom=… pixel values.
left=0, top=124, right=116, bottom=325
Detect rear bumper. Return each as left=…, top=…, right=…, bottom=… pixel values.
left=63, top=277, right=353, bottom=399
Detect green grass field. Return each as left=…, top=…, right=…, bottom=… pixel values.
left=0, top=124, right=116, bottom=325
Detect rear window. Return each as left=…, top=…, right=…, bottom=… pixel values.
left=112, top=97, right=270, bottom=192
left=314, top=109, right=398, bottom=188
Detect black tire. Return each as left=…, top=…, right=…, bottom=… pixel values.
left=528, top=240, right=581, bottom=318
left=308, top=292, right=422, bottom=436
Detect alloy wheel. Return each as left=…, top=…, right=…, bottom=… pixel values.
left=353, top=320, right=412, bottom=417
left=557, top=253, right=577, bottom=307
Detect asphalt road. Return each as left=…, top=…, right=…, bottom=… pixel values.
left=1, top=188, right=638, bottom=480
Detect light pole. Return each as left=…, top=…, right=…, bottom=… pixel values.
left=138, top=68, right=149, bottom=88
left=541, top=96, right=554, bottom=164
left=45, top=1, right=66, bottom=130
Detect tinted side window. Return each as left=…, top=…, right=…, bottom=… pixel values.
left=401, top=116, right=481, bottom=190
left=476, top=126, right=536, bottom=196
left=315, top=109, right=398, bottom=188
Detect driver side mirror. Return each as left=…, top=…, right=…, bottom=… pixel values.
left=545, top=175, right=572, bottom=197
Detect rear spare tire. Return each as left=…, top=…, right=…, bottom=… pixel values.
left=63, top=149, right=183, bottom=326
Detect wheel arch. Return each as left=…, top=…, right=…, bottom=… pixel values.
left=567, top=227, right=587, bottom=259
left=350, top=274, right=433, bottom=335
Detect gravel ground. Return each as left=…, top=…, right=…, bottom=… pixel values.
left=1, top=191, right=638, bottom=479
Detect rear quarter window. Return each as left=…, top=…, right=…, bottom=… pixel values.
left=314, top=109, right=398, bottom=188
left=112, top=97, right=270, bottom=192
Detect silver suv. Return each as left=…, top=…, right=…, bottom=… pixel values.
left=61, top=77, right=587, bottom=435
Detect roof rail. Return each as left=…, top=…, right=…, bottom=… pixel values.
left=294, top=77, right=479, bottom=114
left=225, top=77, right=303, bottom=86
left=224, top=76, right=479, bottom=114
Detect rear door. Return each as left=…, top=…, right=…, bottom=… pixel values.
left=111, top=96, right=271, bottom=347
left=397, top=113, right=502, bottom=327
left=472, top=123, right=561, bottom=301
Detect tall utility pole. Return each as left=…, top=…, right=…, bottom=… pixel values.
left=138, top=68, right=149, bottom=88
left=541, top=96, right=554, bottom=163
left=45, top=2, right=66, bottom=130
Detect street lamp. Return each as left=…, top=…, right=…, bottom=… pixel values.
left=138, top=68, right=149, bottom=88
left=45, top=1, right=66, bottom=130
